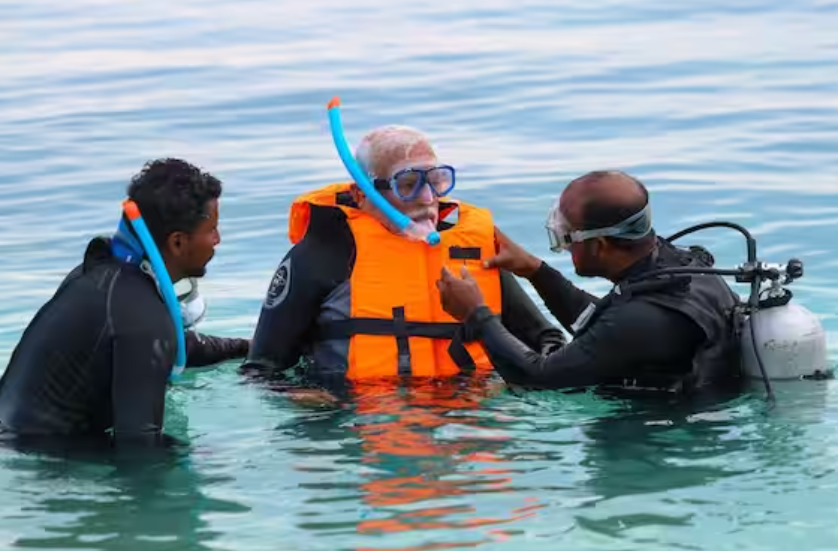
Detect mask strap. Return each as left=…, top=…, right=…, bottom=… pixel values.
left=570, top=203, right=652, bottom=242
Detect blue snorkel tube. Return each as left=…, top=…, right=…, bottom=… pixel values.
left=327, top=97, right=441, bottom=246
left=121, top=199, right=187, bottom=381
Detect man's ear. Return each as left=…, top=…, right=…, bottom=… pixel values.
left=593, top=236, right=609, bottom=255
left=166, top=231, right=187, bottom=257
left=581, top=237, right=604, bottom=257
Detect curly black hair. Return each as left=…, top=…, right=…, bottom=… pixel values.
left=126, top=158, right=223, bottom=248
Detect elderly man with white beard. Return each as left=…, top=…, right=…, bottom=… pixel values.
left=242, top=125, right=565, bottom=390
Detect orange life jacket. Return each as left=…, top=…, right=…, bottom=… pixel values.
left=288, top=182, right=503, bottom=380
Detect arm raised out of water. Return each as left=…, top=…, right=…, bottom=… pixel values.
left=486, top=227, right=599, bottom=334
left=185, top=330, right=250, bottom=368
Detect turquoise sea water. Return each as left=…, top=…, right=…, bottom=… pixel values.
left=2, top=0, right=838, bottom=549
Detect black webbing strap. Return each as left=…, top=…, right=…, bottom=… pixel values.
left=314, top=312, right=476, bottom=372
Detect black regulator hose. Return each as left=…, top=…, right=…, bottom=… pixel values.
left=666, top=221, right=757, bottom=267
left=664, top=222, right=775, bottom=402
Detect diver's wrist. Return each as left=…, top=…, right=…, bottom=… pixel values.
left=464, top=305, right=495, bottom=335
left=520, top=256, right=545, bottom=279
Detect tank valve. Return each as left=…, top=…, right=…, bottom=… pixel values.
left=786, top=258, right=804, bottom=281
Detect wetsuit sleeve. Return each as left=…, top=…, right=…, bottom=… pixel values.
left=463, top=300, right=704, bottom=389
left=528, top=262, right=600, bottom=334
left=242, top=207, right=353, bottom=375
left=185, top=330, right=250, bottom=368
left=497, top=270, right=566, bottom=355
left=109, top=273, right=171, bottom=447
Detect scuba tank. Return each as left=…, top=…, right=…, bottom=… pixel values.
left=738, top=260, right=829, bottom=380
left=639, top=221, right=832, bottom=402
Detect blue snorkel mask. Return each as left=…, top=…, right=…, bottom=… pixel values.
left=111, top=200, right=204, bottom=382
left=326, top=96, right=442, bottom=246
left=372, top=165, right=456, bottom=202
left=545, top=199, right=653, bottom=252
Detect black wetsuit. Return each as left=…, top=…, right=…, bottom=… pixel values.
left=0, top=237, right=249, bottom=447
left=460, top=238, right=743, bottom=393
left=243, top=206, right=566, bottom=386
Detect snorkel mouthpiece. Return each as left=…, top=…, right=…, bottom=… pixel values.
left=122, top=200, right=187, bottom=381
left=326, top=96, right=441, bottom=246
left=177, top=277, right=207, bottom=329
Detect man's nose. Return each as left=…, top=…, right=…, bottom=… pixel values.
left=414, top=182, right=434, bottom=204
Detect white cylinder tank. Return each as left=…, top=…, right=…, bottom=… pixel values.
left=741, top=301, right=830, bottom=380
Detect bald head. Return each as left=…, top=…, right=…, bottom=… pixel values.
left=557, top=170, right=654, bottom=253
left=355, top=125, right=437, bottom=179
left=561, top=170, right=648, bottom=229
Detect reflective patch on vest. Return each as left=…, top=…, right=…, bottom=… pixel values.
left=449, top=246, right=481, bottom=260
left=570, top=302, right=597, bottom=333
left=264, top=258, right=291, bottom=309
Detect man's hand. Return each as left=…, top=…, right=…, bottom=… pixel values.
left=436, top=266, right=487, bottom=321
left=484, top=227, right=543, bottom=278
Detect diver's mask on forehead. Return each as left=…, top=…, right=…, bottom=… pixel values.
left=545, top=198, right=653, bottom=252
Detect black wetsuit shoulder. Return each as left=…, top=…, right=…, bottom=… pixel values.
left=0, top=238, right=172, bottom=445
left=0, top=237, right=244, bottom=447
left=244, top=205, right=354, bottom=374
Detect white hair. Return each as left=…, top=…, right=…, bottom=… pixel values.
left=354, top=125, right=435, bottom=178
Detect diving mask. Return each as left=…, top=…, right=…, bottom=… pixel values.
left=545, top=199, right=653, bottom=252
left=373, top=165, right=456, bottom=201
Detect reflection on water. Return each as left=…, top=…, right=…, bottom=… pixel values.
left=0, top=396, right=249, bottom=551
left=0, top=456, right=242, bottom=551
left=268, top=377, right=539, bottom=549
left=568, top=382, right=837, bottom=549
left=222, top=377, right=836, bottom=550
left=2, top=0, right=838, bottom=548
left=0, top=366, right=836, bottom=549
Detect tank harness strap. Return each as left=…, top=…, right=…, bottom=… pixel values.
left=620, top=275, right=701, bottom=394
left=573, top=275, right=693, bottom=335
left=314, top=315, right=477, bottom=373
left=617, top=275, right=692, bottom=299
